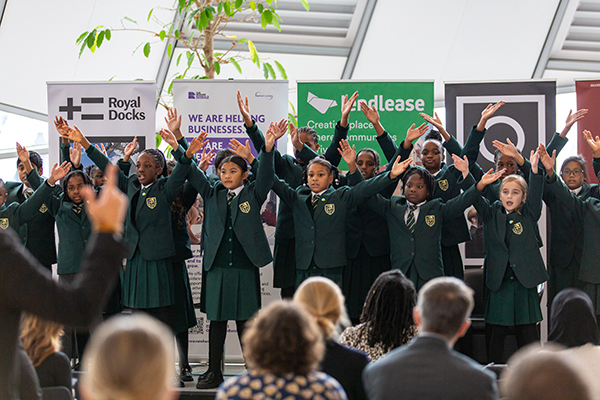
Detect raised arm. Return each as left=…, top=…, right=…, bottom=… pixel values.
left=461, top=102, right=505, bottom=164
left=526, top=148, right=544, bottom=221
left=253, top=125, right=277, bottom=204
left=360, top=101, right=397, bottom=162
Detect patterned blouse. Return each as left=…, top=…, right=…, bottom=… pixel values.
left=339, top=322, right=417, bottom=361
left=216, top=370, right=347, bottom=400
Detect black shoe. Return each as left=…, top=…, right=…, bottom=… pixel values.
left=196, top=371, right=224, bottom=389
left=179, top=379, right=185, bottom=388
left=180, top=365, right=194, bottom=382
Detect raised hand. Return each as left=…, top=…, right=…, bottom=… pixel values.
left=403, top=123, right=428, bottom=149
left=276, top=118, right=288, bottom=138
left=337, top=139, right=357, bottom=169
left=16, top=142, right=30, bottom=164
left=123, top=136, right=138, bottom=162
left=82, top=164, right=128, bottom=234
left=341, top=91, right=359, bottom=128
left=186, top=133, right=208, bottom=159
left=583, top=130, right=600, bottom=158
left=54, top=116, right=71, bottom=137
left=561, top=109, right=588, bottom=137
left=361, top=101, right=379, bottom=124
left=265, top=124, right=278, bottom=153
left=165, top=107, right=182, bottom=136
left=420, top=112, right=444, bottom=131
left=94, top=143, right=108, bottom=156
left=538, top=144, right=556, bottom=177
left=237, top=90, right=253, bottom=127
left=58, top=124, right=85, bottom=144
left=48, top=161, right=72, bottom=185
left=229, top=138, right=254, bottom=161
left=390, top=157, right=414, bottom=179
left=478, top=168, right=505, bottom=190
left=530, top=148, right=541, bottom=175
left=492, top=139, right=519, bottom=158
left=70, top=142, right=82, bottom=168
left=477, top=101, right=505, bottom=131
left=451, top=154, right=470, bottom=176
left=159, top=129, right=178, bottom=150
left=289, top=123, right=303, bottom=152
left=198, top=147, right=216, bottom=172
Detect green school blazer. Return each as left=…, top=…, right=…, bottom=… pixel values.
left=546, top=174, right=600, bottom=284
left=186, top=149, right=274, bottom=271
left=366, top=175, right=479, bottom=282
left=473, top=171, right=548, bottom=291
left=86, top=145, right=192, bottom=260
left=273, top=171, right=397, bottom=271
left=0, top=181, right=54, bottom=233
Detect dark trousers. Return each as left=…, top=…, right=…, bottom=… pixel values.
left=208, top=320, right=248, bottom=374
left=486, top=323, right=539, bottom=363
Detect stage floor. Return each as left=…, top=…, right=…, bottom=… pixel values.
left=177, top=363, right=246, bottom=400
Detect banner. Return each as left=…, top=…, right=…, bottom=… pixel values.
left=297, top=81, right=434, bottom=168
left=173, top=79, right=288, bottom=363
left=47, top=81, right=157, bottom=169
left=576, top=80, right=600, bottom=184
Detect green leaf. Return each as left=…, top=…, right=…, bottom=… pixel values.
left=97, top=30, right=105, bottom=47
left=167, top=43, right=173, bottom=57
left=288, top=100, right=296, bottom=115
left=188, top=7, right=202, bottom=22
left=175, top=30, right=180, bottom=39
left=248, top=40, right=259, bottom=66
left=230, top=58, right=242, bottom=74
left=218, top=1, right=224, bottom=14
left=108, top=75, right=116, bottom=81
left=257, top=3, right=264, bottom=13
left=260, top=12, right=268, bottom=29
left=249, top=1, right=256, bottom=11
left=176, top=53, right=183, bottom=66
left=123, top=16, right=138, bottom=24
left=143, top=42, right=151, bottom=58
left=266, top=0, right=272, bottom=4
left=288, top=112, right=298, bottom=127
left=186, top=51, right=194, bottom=68
left=147, top=8, right=154, bottom=21
left=199, top=11, right=208, bottom=30
left=224, top=1, right=232, bottom=16
left=156, top=133, right=162, bottom=148
left=235, top=0, right=243, bottom=8
left=168, top=80, right=175, bottom=94
left=86, top=30, right=96, bottom=48
left=265, top=62, right=276, bottom=79
left=263, top=63, right=269, bottom=79
left=159, top=30, right=166, bottom=41
left=214, top=52, right=224, bottom=57
left=214, top=61, right=221, bottom=75
left=272, top=16, right=281, bottom=31
left=300, top=0, right=309, bottom=11
left=178, top=0, right=187, bottom=10
left=238, top=38, right=248, bottom=44
left=105, top=29, right=111, bottom=41
left=274, top=60, right=287, bottom=79
left=76, top=31, right=88, bottom=45
left=78, top=41, right=87, bottom=58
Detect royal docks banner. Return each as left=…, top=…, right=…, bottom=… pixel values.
left=297, top=81, right=434, bottom=169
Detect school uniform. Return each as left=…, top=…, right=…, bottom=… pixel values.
left=86, top=145, right=192, bottom=310
left=186, top=148, right=274, bottom=321
left=5, top=170, right=59, bottom=269
left=0, top=181, right=54, bottom=235
left=273, top=170, right=398, bottom=288
left=366, top=174, right=480, bottom=291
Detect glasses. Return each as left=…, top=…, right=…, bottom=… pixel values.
left=562, top=169, right=584, bottom=177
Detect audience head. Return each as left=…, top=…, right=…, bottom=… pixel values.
left=294, top=277, right=348, bottom=339
left=243, top=300, right=324, bottom=376
left=415, top=277, right=474, bottom=342
left=19, top=313, right=63, bottom=367
left=80, top=314, right=175, bottom=400
left=360, top=270, right=417, bottom=349
left=549, top=288, right=600, bottom=348
left=502, top=344, right=591, bottom=400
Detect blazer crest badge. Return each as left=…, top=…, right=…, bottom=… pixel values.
left=325, top=204, right=335, bottom=215
left=39, top=204, right=48, bottom=213
left=512, top=222, right=523, bottom=235
left=0, top=218, right=8, bottom=230
left=425, top=215, right=435, bottom=227
left=146, top=197, right=157, bottom=209
left=438, top=179, right=449, bottom=191
left=239, top=201, right=251, bottom=214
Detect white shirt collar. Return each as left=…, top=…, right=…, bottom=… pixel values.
left=312, top=189, right=327, bottom=199
left=407, top=200, right=426, bottom=208
left=140, top=182, right=154, bottom=191
left=229, top=185, right=244, bottom=197
left=571, top=186, right=583, bottom=195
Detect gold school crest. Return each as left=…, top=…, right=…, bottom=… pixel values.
left=39, top=204, right=48, bottom=213
left=325, top=204, right=335, bottom=215
left=0, top=218, right=8, bottom=230
left=425, top=215, right=435, bottom=227
left=512, top=222, right=523, bottom=235
left=438, top=179, right=449, bottom=191
left=146, top=197, right=157, bottom=209
left=239, top=201, right=251, bottom=214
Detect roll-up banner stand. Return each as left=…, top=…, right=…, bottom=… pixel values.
left=576, top=80, right=600, bottom=184
left=47, top=81, right=157, bottom=170
left=297, top=81, right=434, bottom=169
left=173, top=79, right=288, bottom=363
left=445, top=79, right=556, bottom=341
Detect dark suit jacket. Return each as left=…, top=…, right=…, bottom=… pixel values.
left=321, top=340, right=368, bottom=400
left=0, top=228, right=127, bottom=400
left=363, top=335, right=498, bottom=400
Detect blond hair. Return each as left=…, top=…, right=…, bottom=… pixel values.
left=293, top=277, right=348, bottom=339
left=81, top=314, right=174, bottom=400
left=500, top=174, right=528, bottom=206
left=20, top=313, right=63, bottom=367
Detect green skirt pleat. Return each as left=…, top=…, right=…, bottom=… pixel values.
left=296, top=264, right=343, bottom=289
left=485, top=268, right=542, bottom=326
left=547, top=257, right=580, bottom=310
left=122, top=249, right=174, bottom=309
left=205, top=263, right=261, bottom=321
left=442, top=244, right=464, bottom=280
left=273, top=239, right=297, bottom=289
left=171, top=260, right=197, bottom=334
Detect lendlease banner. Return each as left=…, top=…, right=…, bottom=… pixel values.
left=47, top=81, right=156, bottom=168
left=576, top=80, right=600, bottom=184
left=297, top=81, right=434, bottom=169
left=173, top=79, right=288, bottom=363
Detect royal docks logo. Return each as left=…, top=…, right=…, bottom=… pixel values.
left=57, top=96, right=146, bottom=121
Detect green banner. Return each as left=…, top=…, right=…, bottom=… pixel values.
left=297, top=81, right=434, bottom=169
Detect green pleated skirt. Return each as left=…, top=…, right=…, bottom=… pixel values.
left=485, top=267, right=542, bottom=326
left=122, top=249, right=174, bottom=309
left=296, top=262, right=343, bottom=289
left=273, top=239, right=297, bottom=289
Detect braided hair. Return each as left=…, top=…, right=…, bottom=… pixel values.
left=401, top=166, right=435, bottom=201
left=302, top=156, right=340, bottom=187
left=141, top=148, right=168, bottom=178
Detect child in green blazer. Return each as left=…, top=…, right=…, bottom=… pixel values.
left=182, top=126, right=277, bottom=389
left=473, top=146, right=548, bottom=363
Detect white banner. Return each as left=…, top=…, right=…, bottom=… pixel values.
left=47, top=81, right=157, bottom=168
left=174, top=79, right=288, bottom=363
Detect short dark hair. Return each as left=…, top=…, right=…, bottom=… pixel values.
left=356, top=148, right=381, bottom=172
left=213, top=149, right=235, bottom=174
left=219, top=155, right=248, bottom=174
left=401, top=167, right=434, bottom=201
left=62, top=170, right=92, bottom=201
left=17, top=151, right=43, bottom=170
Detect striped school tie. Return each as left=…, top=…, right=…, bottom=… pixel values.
left=312, top=195, right=321, bottom=209
left=406, top=205, right=417, bottom=233
left=72, top=203, right=84, bottom=215
left=227, top=192, right=236, bottom=204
